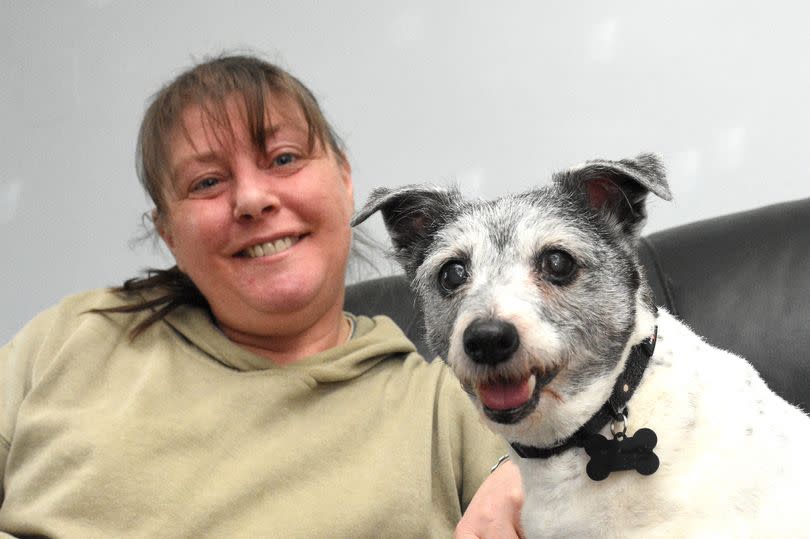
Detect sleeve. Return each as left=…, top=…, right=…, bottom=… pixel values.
left=432, top=361, right=510, bottom=511
left=0, top=341, right=11, bottom=505
left=0, top=307, right=61, bottom=505
left=0, top=340, right=26, bottom=505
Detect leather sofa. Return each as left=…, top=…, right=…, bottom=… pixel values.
left=345, top=197, right=810, bottom=411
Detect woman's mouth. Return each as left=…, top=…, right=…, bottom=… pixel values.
left=239, top=236, right=301, bottom=258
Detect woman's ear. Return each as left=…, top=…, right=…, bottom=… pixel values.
left=340, top=157, right=353, bottom=191
left=155, top=211, right=183, bottom=271
left=339, top=157, right=354, bottom=214
left=153, top=209, right=175, bottom=251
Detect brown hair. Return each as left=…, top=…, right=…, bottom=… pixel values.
left=96, top=54, right=347, bottom=338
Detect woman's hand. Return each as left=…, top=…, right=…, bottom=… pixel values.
left=454, top=459, right=525, bottom=539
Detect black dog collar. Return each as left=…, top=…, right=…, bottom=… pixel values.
left=511, top=326, right=658, bottom=460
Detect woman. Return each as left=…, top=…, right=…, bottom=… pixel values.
left=0, top=55, right=522, bottom=537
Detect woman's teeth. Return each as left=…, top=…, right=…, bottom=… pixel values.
left=244, top=236, right=298, bottom=258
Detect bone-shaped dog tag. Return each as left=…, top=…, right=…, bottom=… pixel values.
left=583, top=428, right=660, bottom=481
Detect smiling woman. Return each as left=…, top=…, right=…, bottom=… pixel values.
left=157, top=94, right=355, bottom=364
left=104, top=56, right=355, bottom=362
left=0, top=54, right=521, bottom=538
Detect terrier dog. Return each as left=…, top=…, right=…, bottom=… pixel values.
left=353, top=154, right=810, bottom=538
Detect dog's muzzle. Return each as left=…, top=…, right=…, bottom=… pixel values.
left=462, top=317, right=559, bottom=424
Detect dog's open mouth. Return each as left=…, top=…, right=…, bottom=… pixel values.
left=476, top=368, right=558, bottom=424
left=478, top=376, right=535, bottom=410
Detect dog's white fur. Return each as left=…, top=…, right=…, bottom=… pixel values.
left=517, top=305, right=810, bottom=538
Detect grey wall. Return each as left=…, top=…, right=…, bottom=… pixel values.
left=3, top=0, right=809, bottom=343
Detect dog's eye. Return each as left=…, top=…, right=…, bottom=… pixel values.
left=539, top=249, right=577, bottom=284
left=438, top=260, right=468, bottom=292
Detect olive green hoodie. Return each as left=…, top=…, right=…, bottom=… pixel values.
left=0, top=289, right=506, bottom=538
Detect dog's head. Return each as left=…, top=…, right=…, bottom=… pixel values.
left=353, top=154, right=671, bottom=447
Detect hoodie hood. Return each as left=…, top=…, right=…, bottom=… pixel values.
left=164, top=305, right=417, bottom=382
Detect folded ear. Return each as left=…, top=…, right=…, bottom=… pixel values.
left=555, top=153, right=672, bottom=237
left=352, top=185, right=463, bottom=276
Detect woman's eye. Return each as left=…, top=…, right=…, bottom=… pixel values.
left=438, top=260, right=468, bottom=293
left=538, top=249, right=578, bottom=284
left=191, top=177, right=221, bottom=192
left=273, top=152, right=297, bottom=167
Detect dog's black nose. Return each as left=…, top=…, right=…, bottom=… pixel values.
left=463, top=319, right=520, bottom=365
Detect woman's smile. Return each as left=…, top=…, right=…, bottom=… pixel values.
left=234, top=234, right=304, bottom=258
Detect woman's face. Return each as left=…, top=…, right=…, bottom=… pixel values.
left=158, top=95, right=354, bottom=344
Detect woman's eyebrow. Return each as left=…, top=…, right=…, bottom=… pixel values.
left=172, top=151, right=223, bottom=179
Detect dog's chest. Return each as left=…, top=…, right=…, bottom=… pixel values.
left=517, top=451, right=681, bottom=537
left=513, top=312, right=810, bottom=537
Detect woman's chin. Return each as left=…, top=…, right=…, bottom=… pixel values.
left=240, top=278, right=341, bottom=321
left=198, top=261, right=347, bottom=335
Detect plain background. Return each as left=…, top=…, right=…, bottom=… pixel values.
left=2, top=1, right=809, bottom=343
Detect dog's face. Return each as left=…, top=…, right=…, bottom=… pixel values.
left=353, top=154, right=671, bottom=447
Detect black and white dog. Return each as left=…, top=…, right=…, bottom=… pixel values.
left=353, top=154, right=810, bottom=537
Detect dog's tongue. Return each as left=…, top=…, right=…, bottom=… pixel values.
left=477, top=377, right=532, bottom=410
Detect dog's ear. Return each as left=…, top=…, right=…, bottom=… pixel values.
left=352, top=185, right=462, bottom=276
left=555, top=153, right=672, bottom=237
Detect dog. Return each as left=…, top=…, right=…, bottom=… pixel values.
left=352, top=154, right=810, bottom=538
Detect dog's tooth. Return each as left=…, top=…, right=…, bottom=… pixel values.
left=528, top=374, right=537, bottom=394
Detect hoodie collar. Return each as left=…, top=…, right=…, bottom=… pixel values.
left=164, top=305, right=416, bottom=380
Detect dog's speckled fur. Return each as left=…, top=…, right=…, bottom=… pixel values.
left=354, top=154, right=810, bottom=537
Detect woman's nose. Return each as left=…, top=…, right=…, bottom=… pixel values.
left=232, top=170, right=279, bottom=221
